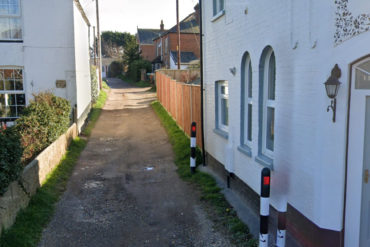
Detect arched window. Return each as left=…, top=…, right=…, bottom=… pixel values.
left=257, top=47, right=276, bottom=166
left=240, top=52, right=252, bottom=156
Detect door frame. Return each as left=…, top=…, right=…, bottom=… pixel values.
left=343, top=54, right=370, bottom=247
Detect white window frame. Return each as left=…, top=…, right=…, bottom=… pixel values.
left=243, top=56, right=253, bottom=146
left=216, top=80, right=229, bottom=133
left=262, top=49, right=275, bottom=158
left=0, top=0, right=22, bottom=41
left=0, top=66, right=25, bottom=120
left=213, top=0, right=225, bottom=16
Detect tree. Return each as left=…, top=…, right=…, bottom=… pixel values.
left=101, top=31, right=136, bottom=58
left=122, top=37, right=141, bottom=72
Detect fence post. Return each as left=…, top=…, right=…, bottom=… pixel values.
left=190, top=122, right=196, bottom=174
left=260, top=168, right=271, bottom=247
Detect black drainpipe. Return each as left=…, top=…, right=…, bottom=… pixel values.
left=199, top=0, right=206, bottom=166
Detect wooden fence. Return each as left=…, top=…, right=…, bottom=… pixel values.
left=156, top=70, right=202, bottom=147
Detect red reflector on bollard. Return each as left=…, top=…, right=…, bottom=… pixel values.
left=192, top=126, right=196, bottom=132
left=263, top=176, right=270, bottom=185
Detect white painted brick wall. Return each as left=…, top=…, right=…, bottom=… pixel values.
left=202, top=0, right=370, bottom=231
left=0, top=0, right=92, bottom=117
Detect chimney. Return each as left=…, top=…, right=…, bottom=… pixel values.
left=160, top=20, right=164, bottom=32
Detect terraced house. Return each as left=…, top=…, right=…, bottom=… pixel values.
left=0, top=0, right=98, bottom=130
left=153, top=5, right=200, bottom=70
left=201, top=0, right=370, bottom=246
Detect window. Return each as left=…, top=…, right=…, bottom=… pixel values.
left=213, top=0, right=224, bottom=16
left=0, top=67, right=25, bottom=120
left=215, top=80, right=228, bottom=137
left=240, top=52, right=252, bottom=155
left=0, top=0, right=22, bottom=40
left=257, top=47, right=275, bottom=166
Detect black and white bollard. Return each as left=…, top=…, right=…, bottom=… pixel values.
left=276, top=204, right=287, bottom=247
left=260, top=168, right=271, bottom=247
left=190, top=122, right=196, bottom=174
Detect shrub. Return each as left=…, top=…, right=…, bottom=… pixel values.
left=0, top=127, right=23, bottom=195
left=128, top=59, right=152, bottom=82
left=15, top=92, right=71, bottom=164
left=109, top=61, right=123, bottom=77
left=91, top=65, right=99, bottom=102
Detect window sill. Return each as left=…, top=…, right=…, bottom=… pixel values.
left=255, top=154, right=274, bottom=170
left=238, top=145, right=252, bottom=157
left=211, top=10, right=225, bottom=22
left=0, top=40, right=23, bottom=43
left=213, top=128, right=228, bottom=139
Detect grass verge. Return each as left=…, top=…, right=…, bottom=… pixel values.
left=151, top=101, right=257, bottom=247
left=118, top=75, right=155, bottom=90
left=81, top=81, right=109, bottom=136
left=0, top=138, right=87, bottom=247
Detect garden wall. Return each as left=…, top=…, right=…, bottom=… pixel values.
left=0, top=124, right=78, bottom=236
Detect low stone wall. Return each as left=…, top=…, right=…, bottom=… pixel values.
left=0, top=124, right=78, bottom=236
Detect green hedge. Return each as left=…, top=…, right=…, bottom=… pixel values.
left=91, top=65, right=99, bottom=102
left=128, top=59, right=151, bottom=82
left=0, top=128, right=23, bottom=195
left=15, top=92, right=71, bottom=164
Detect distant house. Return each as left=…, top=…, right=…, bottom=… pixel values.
left=0, top=0, right=98, bottom=131
left=202, top=1, right=370, bottom=247
left=136, top=22, right=166, bottom=62
left=169, top=51, right=198, bottom=69
left=153, top=5, right=200, bottom=70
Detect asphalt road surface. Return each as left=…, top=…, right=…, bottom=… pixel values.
left=39, top=78, right=232, bottom=247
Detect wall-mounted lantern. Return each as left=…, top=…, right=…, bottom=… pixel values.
left=324, top=64, right=341, bottom=123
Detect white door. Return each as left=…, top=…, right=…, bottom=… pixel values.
left=345, top=57, right=370, bottom=247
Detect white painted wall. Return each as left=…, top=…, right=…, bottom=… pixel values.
left=0, top=0, right=93, bottom=124
left=202, top=0, right=370, bottom=232
left=73, top=3, right=92, bottom=119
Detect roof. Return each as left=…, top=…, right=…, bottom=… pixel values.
left=170, top=51, right=198, bottom=64
left=153, top=12, right=199, bottom=41
left=137, top=29, right=165, bottom=45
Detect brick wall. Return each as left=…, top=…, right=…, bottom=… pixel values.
left=140, top=44, right=156, bottom=61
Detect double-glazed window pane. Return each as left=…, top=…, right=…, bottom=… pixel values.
left=247, top=104, right=252, bottom=141
left=0, top=0, right=21, bottom=40
left=213, top=0, right=224, bottom=15
left=221, top=97, right=228, bottom=126
left=355, top=60, right=370, bottom=89
left=266, top=107, right=274, bottom=151
left=217, top=81, right=228, bottom=131
left=248, top=62, right=252, bottom=98
left=0, top=67, right=24, bottom=118
left=262, top=49, right=276, bottom=157
left=268, top=53, right=276, bottom=100
left=0, top=0, right=20, bottom=15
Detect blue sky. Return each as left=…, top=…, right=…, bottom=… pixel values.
left=100, top=0, right=199, bottom=34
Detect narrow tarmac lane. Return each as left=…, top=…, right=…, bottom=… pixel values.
left=39, top=78, right=232, bottom=247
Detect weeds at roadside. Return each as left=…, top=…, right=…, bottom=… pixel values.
left=151, top=101, right=258, bottom=247
left=81, top=81, right=109, bottom=137
left=0, top=138, right=87, bottom=247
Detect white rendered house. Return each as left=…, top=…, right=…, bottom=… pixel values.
left=202, top=0, right=370, bottom=246
left=0, top=0, right=97, bottom=130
